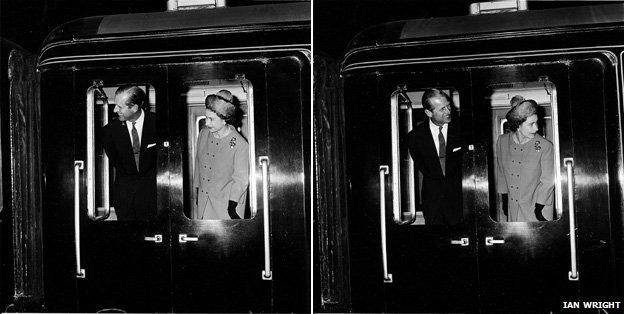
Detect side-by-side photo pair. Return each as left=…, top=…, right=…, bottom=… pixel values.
left=1, top=0, right=624, bottom=313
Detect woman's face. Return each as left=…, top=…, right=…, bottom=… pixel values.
left=205, top=109, right=227, bottom=133
left=517, top=114, right=538, bottom=139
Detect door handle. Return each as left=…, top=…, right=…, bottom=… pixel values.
left=144, top=234, right=163, bottom=243
left=379, top=165, right=393, bottom=283
left=179, top=234, right=199, bottom=243
left=450, top=238, right=469, bottom=246
left=564, top=158, right=579, bottom=281
left=485, top=237, right=505, bottom=246
left=74, top=161, right=86, bottom=278
left=259, top=156, right=272, bottom=280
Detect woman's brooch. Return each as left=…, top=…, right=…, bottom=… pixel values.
left=229, top=137, right=237, bottom=148
left=534, top=140, right=541, bottom=152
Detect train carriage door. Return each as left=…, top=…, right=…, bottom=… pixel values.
left=344, top=69, right=479, bottom=312
left=168, top=54, right=309, bottom=313
left=43, top=67, right=172, bottom=312
left=472, top=55, right=619, bottom=311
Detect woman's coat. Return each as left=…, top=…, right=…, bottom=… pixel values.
left=496, top=133, right=555, bottom=222
left=193, top=126, right=249, bottom=219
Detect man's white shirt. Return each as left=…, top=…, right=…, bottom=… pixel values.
left=429, top=119, right=448, bottom=154
left=125, top=109, right=145, bottom=146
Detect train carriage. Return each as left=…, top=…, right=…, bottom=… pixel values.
left=316, top=3, right=624, bottom=312
left=4, top=2, right=310, bottom=312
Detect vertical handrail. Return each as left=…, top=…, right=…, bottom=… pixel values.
left=74, top=161, right=86, bottom=278
left=259, top=156, right=272, bottom=280
left=564, top=158, right=579, bottom=281
left=406, top=101, right=417, bottom=222
left=379, top=166, right=393, bottom=283
left=87, top=85, right=110, bottom=220
left=390, top=92, right=415, bottom=224
left=246, top=82, right=258, bottom=217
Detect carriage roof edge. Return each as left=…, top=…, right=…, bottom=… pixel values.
left=342, top=3, right=624, bottom=69
left=38, top=2, right=310, bottom=67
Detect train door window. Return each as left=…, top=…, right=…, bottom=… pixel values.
left=184, top=79, right=255, bottom=220
left=487, top=81, right=562, bottom=222
left=89, top=83, right=158, bottom=221
left=392, top=88, right=463, bottom=225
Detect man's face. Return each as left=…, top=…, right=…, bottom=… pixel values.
left=425, top=96, right=452, bottom=126
left=518, top=114, right=539, bottom=139
left=113, top=93, right=138, bottom=122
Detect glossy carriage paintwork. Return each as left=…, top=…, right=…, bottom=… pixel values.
left=343, top=67, right=482, bottom=312
left=40, top=68, right=172, bottom=312
left=330, top=3, right=624, bottom=312
left=166, top=55, right=309, bottom=313
left=36, top=3, right=310, bottom=312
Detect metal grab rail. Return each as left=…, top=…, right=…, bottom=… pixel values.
left=87, top=84, right=110, bottom=221
left=259, top=156, right=272, bottom=280
left=74, top=161, right=86, bottom=278
left=379, top=166, right=393, bottom=283
left=564, top=158, right=579, bottom=281
left=390, top=91, right=416, bottom=224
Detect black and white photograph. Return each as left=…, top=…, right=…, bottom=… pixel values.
left=2, top=0, right=624, bottom=313
left=314, top=0, right=624, bottom=313
left=1, top=0, right=309, bottom=312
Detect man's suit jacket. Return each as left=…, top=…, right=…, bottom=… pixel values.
left=102, top=111, right=157, bottom=220
left=406, top=120, right=463, bottom=225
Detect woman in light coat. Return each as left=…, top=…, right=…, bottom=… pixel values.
left=496, top=99, right=554, bottom=222
left=193, top=90, right=249, bottom=220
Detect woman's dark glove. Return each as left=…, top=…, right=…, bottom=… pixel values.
left=534, top=203, right=547, bottom=221
left=501, top=194, right=508, bottom=217
left=227, top=200, right=241, bottom=219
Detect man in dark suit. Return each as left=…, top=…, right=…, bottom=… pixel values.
left=406, top=88, right=463, bottom=225
left=102, top=85, right=157, bottom=221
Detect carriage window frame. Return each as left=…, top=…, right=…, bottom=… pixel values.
left=87, top=83, right=157, bottom=222
left=184, top=78, right=257, bottom=220
left=487, top=81, right=563, bottom=222
left=390, top=87, right=462, bottom=226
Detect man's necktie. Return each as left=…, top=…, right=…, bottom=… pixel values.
left=438, top=126, right=446, bottom=175
left=131, top=122, right=140, bottom=171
